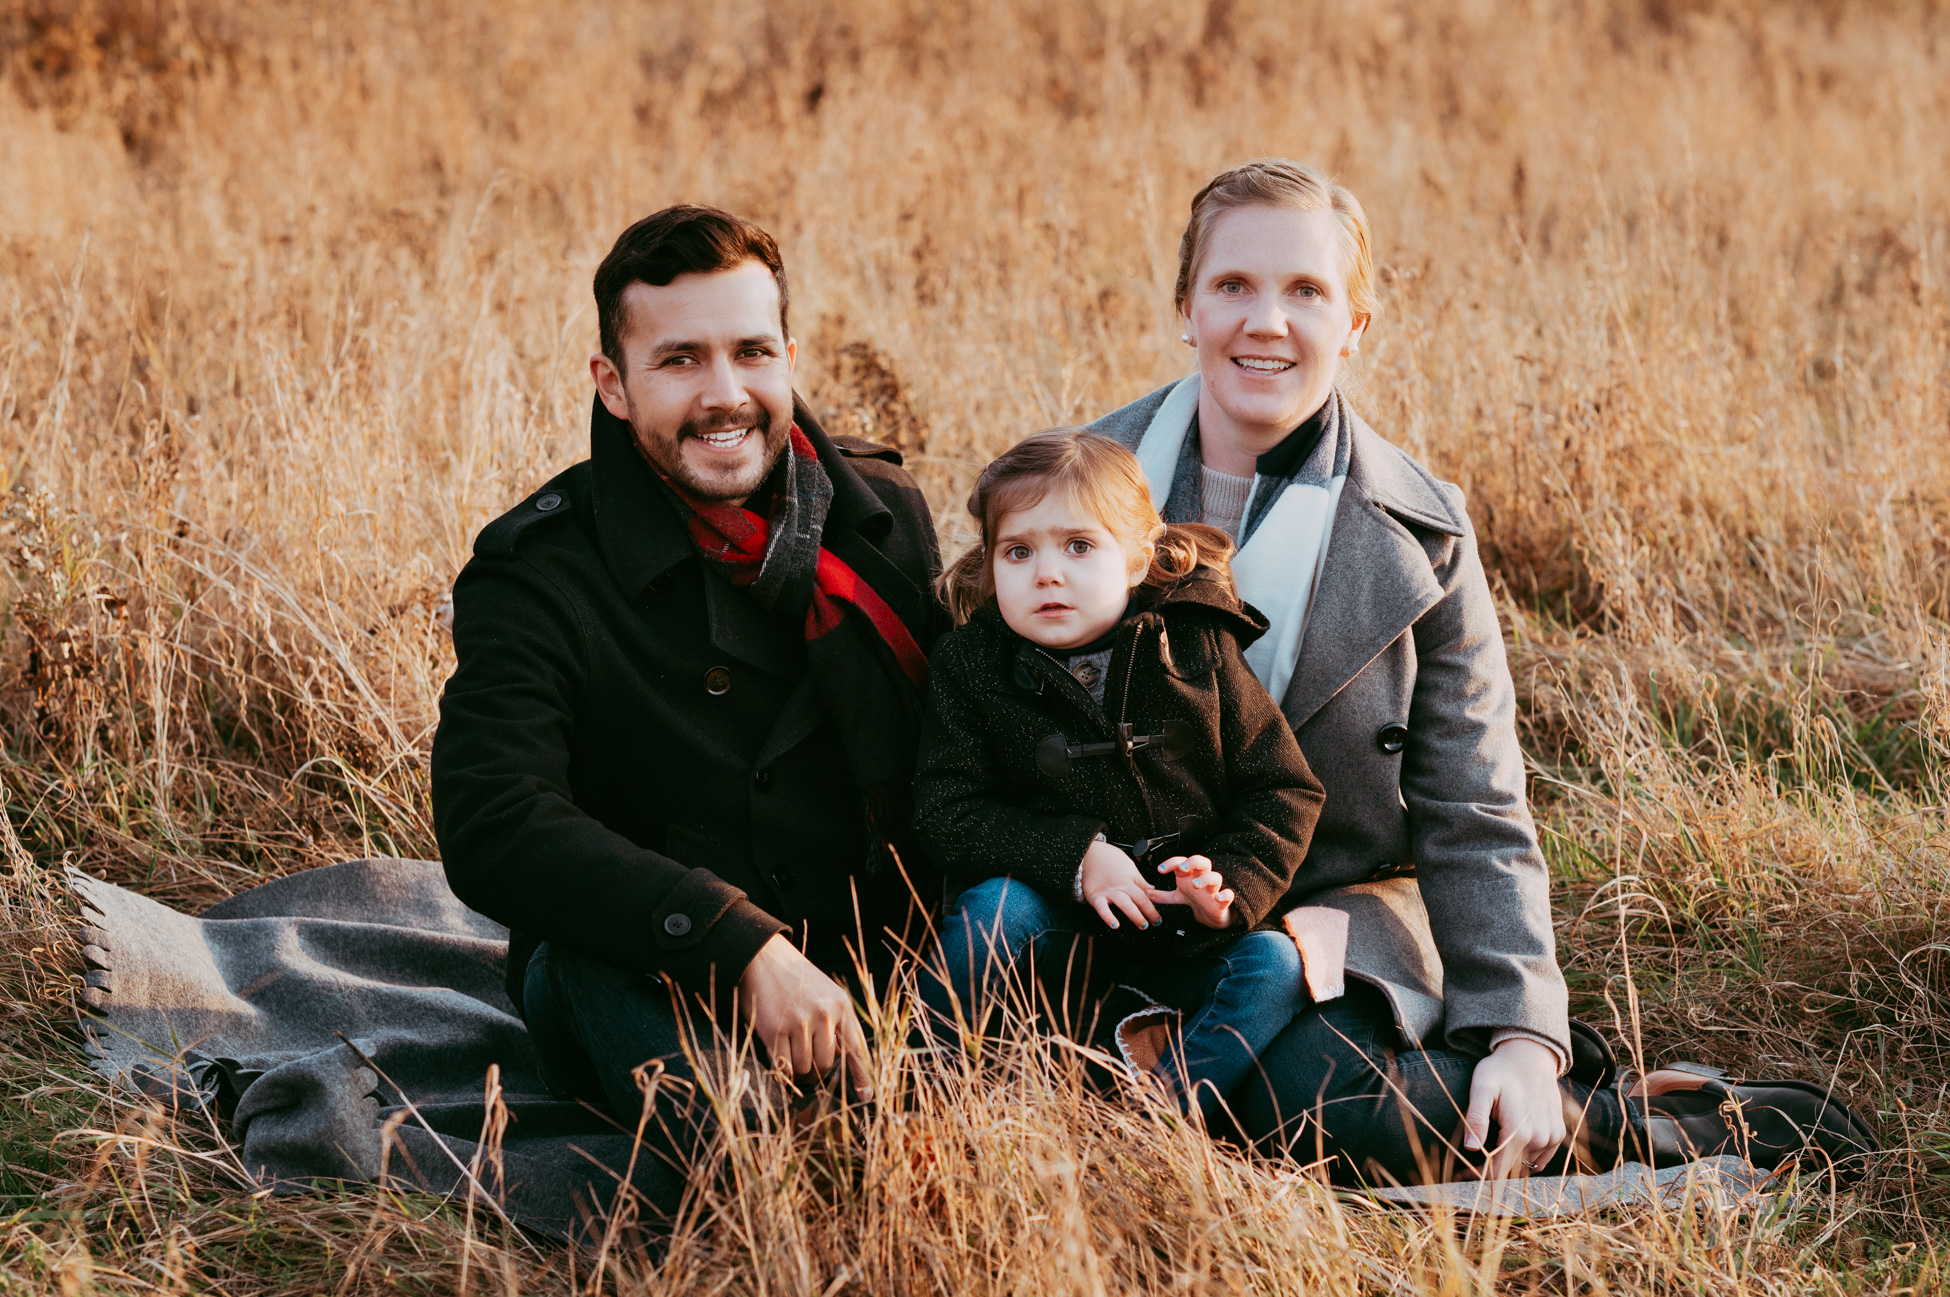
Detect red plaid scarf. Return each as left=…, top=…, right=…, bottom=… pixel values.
left=670, top=426, right=928, bottom=689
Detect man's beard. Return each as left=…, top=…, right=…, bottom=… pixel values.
left=629, top=399, right=793, bottom=502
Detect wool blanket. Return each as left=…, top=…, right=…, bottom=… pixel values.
left=73, top=858, right=673, bottom=1241
left=72, top=858, right=1773, bottom=1234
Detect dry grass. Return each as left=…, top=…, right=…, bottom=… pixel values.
left=1, top=0, right=1948, bottom=1290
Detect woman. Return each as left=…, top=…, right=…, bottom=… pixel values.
left=1087, top=159, right=1572, bottom=1177
left=935, top=159, right=1874, bottom=1183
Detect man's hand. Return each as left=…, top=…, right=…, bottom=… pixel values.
left=737, top=934, right=873, bottom=1102
left=1156, top=855, right=1235, bottom=929
left=1080, top=838, right=1178, bottom=930
left=1463, top=1037, right=1565, bottom=1176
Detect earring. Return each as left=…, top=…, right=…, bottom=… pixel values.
left=1180, top=332, right=1193, bottom=345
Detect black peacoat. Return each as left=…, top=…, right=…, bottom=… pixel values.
left=432, top=396, right=948, bottom=1015
left=912, top=569, right=1326, bottom=957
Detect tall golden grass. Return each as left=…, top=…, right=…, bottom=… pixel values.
left=1, top=0, right=1948, bottom=1291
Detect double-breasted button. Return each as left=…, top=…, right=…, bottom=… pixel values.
left=771, top=869, right=794, bottom=891
left=535, top=492, right=563, bottom=512
left=1377, top=723, right=1409, bottom=754
left=663, top=913, right=692, bottom=937
left=754, top=769, right=773, bottom=792
left=703, top=666, right=733, bottom=696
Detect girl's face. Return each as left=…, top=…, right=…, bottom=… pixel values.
left=1183, top=203, right=1367, bottom=460
left=991, top=490, right=1150, bottom=652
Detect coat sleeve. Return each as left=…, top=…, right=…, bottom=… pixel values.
left=1400, top=506, right=1571, bottom=1059
left=910, top=636, right=1104, bottom=900
left=1199, top=626, right=1327, bottom=931
left=432, top=554, right=787, bottom=1008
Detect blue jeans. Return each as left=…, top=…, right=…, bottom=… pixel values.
left=923, top=876, right=1305, bottom=1124
left=924, top=876, right=1639, bottom=1183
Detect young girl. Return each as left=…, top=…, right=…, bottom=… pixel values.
left=913, top=429, right=1326, bottom=1122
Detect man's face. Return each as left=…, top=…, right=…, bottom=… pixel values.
left=591, top=261, right=798, bottom=504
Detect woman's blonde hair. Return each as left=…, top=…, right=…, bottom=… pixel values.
left=938, top=428, right=1236, bottom=626
left=1173, top=158, right=1376, bottom=327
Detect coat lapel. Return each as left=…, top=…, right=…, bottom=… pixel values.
left=704, top=565, right=801, bottom=677
left=1279, top=417, right=1464, bottom=729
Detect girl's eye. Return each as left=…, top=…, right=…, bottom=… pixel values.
left=1003, top=545, right=1031, bottom=562
left=1065, top=538, right=1093, bottom=556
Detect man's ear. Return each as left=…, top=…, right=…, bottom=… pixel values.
left=786, top=337, right=798, bottom=371
left=590, top=353, right=631, bottom=422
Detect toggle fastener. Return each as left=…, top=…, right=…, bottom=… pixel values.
left=1035, top=720, right=1194, bottom=778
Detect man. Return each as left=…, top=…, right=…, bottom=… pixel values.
left=432, top=205, right=946, bottom=1209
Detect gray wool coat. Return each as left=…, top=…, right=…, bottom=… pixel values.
left=1090, top=379, right=1569, bottom=1058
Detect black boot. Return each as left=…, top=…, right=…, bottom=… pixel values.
left=1558, top=1058, right=1877, bottom=1181
left=1637, top=1072, right=1878, bottom=1177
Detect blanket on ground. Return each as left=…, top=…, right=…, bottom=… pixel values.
left=71, top=858, right=1769, bottom=1233
left=73, top=858, right=670, bottom=1241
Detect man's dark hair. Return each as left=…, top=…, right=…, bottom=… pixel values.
left=593, top=205, right=790, bottom=369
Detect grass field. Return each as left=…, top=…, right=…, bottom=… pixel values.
left=1, top=0, right=1948, bottom=1290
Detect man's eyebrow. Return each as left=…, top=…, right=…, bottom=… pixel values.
left=644, top=335, right=781, bottom=361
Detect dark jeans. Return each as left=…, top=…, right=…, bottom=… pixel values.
left=521, top=941, right=710, bottom=1217
left=923, top=876, right=1306, bottom=1124
left=923, top=876, right=1637, bottom=1185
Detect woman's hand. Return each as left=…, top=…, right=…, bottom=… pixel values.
left=1156, top=856, right=1235, bottom=929
left=1463, top=1037, right=1565, bottom=1176
left=1079, top=838, right=1179, bottom=930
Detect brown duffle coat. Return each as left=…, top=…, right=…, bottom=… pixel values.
left=912, top=569, right=1326, bottom=958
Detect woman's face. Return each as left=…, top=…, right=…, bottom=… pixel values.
left=1183, top=204, right=1367, bottom=459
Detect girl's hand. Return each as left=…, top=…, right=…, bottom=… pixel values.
left=1080, top=838, right=1179, bottom=930
left=1157, top=855, right=1235, bottom=929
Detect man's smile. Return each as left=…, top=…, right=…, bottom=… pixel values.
left=690, top=425, right=755, bottom=452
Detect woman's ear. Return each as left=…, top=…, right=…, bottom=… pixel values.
left=1342, top=314, right=1370, bottom=358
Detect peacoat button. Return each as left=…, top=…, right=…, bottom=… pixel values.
left=1377, top=723, right=1409, bottom=754
left=704, top=666, right=732, bottom=696
left=663, top=913, right=692, bottom=937
left=754, top=769, right=773, bottom=792
left=771, top=869, right=794, bottom=891
left=535, top=492, right=563, bottom=512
